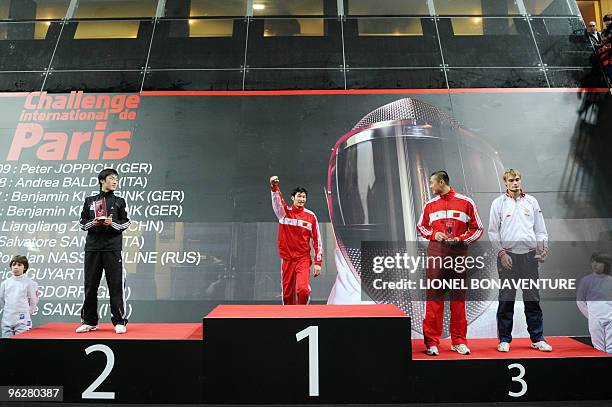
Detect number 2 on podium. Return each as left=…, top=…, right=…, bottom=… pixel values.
left=82, top=344, right=116, bottom=400
left=296, top=326, right=319, bottom=397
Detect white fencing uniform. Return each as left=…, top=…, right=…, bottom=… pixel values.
left=577, top=272, right=612, bottom=353
left=0, top=275, right=39, bottom=338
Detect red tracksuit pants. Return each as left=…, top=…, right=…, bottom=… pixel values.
left=281, top=256, right=311, bottom=305
left=423, top=245, right=468, bottom=348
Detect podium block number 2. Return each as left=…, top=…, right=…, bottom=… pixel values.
left=82, top=344, right=116, bottom=400
left=296, top=326, right=319, bottom=397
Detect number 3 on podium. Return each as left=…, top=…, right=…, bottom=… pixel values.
left=508, top=363, right=527, bottom=398
left=296, top=326, right=319, bottom=397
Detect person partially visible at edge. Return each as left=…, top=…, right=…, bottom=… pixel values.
left=604, top=14, right=612, bottom=35
left=76, top=168, right=131, bottom=334
left=416, top=170, right=484, bottom=356
left=270, top=176, right=322, bottom=305
left=576, top=252, right=612, bottom=353
left=488, top=168, right=553, bottom=353
left=586, top=21, right=602, bottom=46
left=596, top=28, right=612, bottom=82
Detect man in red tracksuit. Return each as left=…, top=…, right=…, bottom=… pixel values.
left=270, top=176, right=323, bottom=305
left=416, top=170, right=483, bottom=356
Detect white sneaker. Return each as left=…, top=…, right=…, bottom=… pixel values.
left=114, top=324, right=127, bottom=334
left=426, top=346, right=439, bottom=356
left=75, top=324, right=97, bottom=333
left=497, top=342, right=510, bottom=352
left=531, top=340, right=552, bottom=352
left=451, top=343, right=471, bottom=355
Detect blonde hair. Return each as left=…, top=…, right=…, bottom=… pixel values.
left=503, top=168, right=522, bottom=182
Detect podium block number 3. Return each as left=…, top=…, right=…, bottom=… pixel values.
left=82, top=344, right=116, bottom=400
left=508, top=363, right=527, bottom=398
left=296, top=326, right=319, bottom=397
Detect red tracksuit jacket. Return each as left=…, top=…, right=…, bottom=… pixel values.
left=416, top=188, right=483, bottom=246
left=271, top=186, right=323, bottom=266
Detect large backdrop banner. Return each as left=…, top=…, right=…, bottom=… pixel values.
left=0, top=89, right=610, bottom=337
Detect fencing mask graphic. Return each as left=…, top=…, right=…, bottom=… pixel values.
left=326, top=98, right=505, bottom=336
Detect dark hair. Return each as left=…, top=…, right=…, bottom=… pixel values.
left=603, top=14, right=611, bottom=22
left=98, top=168, right=119, bottom=190
left=291, top=187, right=308, bottom=197
left=430, top=170, right=450, bottom=185
left=591, top=252, right=612, bottom=275
left=10, top=255, right=29, bottom=272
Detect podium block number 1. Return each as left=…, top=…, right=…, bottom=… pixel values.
left=296, top=326, right=319, bottom=397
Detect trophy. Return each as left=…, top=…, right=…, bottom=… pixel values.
left=445, top=221, right=456, bottom=244
left=94, top=198, right=108, bottom=220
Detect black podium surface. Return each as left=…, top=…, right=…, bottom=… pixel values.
left=202, top=304, right=412, bottom=404
left=0, top=306, right=610, bottom=403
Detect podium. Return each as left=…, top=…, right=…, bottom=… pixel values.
left=0, top=323, right=202, bottom=403
left=0, top=306, right=609, bottom=403
left=202, top=304, right=412, bottom=403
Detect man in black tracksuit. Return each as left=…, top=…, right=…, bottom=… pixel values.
left=76, top=168, right=131, bottom=334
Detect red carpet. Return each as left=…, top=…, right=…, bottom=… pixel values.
left=412, top=336, right=611, bottom=360
left=11, top=323, right=202, bottom=340
left=206, top=304, right=406, bottom=318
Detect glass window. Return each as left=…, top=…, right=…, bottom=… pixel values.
left=264, top=18, right=324, bottom=36
left=31, top=0, right=69, bottom=19
left=346, top=68, right=447, bottom=88
left=450, top=17, right=484, bottom=35
left=165, top=0, right=247, bottom=17
left=357, top=18, right=424, bottom=36
left=446, top=68, right=547, bottom=87
left=343, top=18, right=442, bottom=67
left=0, top=0, right=70, bottom=20
left=531, top=17, right=595, bottom=66
left=148, top=19, right=247, bottom=69
left=188, top=19, right=234, bottom=37
left=0, top=21, right=60, bottom=70
left=434, top=0, right=522, bottom=16
left=546, top=68, right=609, bottom=87
left=33, top=20, right=53, bottom=38
left=450, top=17, right=500, bottom=35
left=144, top=69, right=244, bottom=90
left=347, top=0, right=429, bottom=16
left=437, top=17, right=540, bottom=67
left=0, top=20, right=56, bottom=40
left=52, top=20, right=153, bottom=70
left=0, top=71, right=44, bottom=91
left=74, top=0, right=157, bottom=19
left=43, top=70, right=144, bottom=92
left=253, top=0, right=324, bottom=16
left=244, top=68, right=344, bottom=89
left=523, top=0, right=580, bottom=16
left=246, top=18, right=342, bottom=68
left=74, top=21, right=142, bottom=39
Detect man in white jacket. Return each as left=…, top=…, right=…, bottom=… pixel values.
left=489, top=169, right=552, bottom=352
left=0, top=255, right=39, bottom=337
